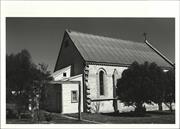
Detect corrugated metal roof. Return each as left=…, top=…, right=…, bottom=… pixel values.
left=66, top=30, right=173, bottom=68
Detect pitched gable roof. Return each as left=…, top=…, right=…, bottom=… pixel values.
left=65, top=30, right=173, bottom=68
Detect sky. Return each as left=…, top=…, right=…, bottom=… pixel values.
left=6, top=18, right=175, bottom=73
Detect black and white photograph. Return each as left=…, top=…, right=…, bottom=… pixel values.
left=5, top=17, right=175, bottom=124
left=1, top=1, right=179, bottom=129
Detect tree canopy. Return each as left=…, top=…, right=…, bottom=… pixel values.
left=116, top=61, right=175, bottom=112
left=6, top=49, right=52, bottom=116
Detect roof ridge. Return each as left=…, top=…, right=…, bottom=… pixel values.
left=66, top=29, right=144, bottom=45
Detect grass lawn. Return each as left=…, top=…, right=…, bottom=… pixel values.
left=7, top=110, right=175, bottom=124
left=6, top=110, right=92, bottom=124
left=66, top=110, right=175, bottom=124
left=7, top=117, right=91, bottom=124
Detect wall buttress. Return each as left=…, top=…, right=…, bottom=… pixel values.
left=84, top=65, right=91, bottom=113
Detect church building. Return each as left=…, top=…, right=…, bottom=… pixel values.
left=45, top=29, right=174, bottom=114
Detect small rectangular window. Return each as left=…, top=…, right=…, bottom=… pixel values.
left=63, top=72, right=66, bottom=77
left=71, top=90, right=78, bottom=103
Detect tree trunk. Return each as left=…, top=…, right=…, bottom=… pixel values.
left=113, top=99, right=119, bottom=113
left=135, top=102, right=145, bottom=113
left=158, top=102, right=163, bottom=111
left=18, top=113, right=21, bottom=120
left=169, top=102, right=173, bottom=112
left=164, top=102, right=173, bottom=112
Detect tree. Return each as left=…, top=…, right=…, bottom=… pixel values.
left=28, top=63, right=53, bottom=121
left=147, top=63, right=175, bottom=111
left=117, top=61, right=175, bottom=113
left=6, top=49, right=52, bottom=119
left=148, top=62, right=167, bottom=111
left=116, top=62, right=153, bottom=113
left=6, top=50, right=34, bottom=118
left=164, top=69, right=175, bottom=112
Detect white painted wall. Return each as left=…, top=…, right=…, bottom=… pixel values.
left=52, top=66, right=71, bottom=81
left=61, top=75, right=84, bottom=114
left=67, top=74, right=84, bottom=113
left=62, top=83, right=79, bottom=113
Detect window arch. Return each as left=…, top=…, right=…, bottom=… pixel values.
left=99, top=70, right=105, bottom=96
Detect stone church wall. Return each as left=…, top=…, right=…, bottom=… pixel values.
left=88, top=64, right=127, bottom=113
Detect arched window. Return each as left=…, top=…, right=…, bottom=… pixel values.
left=99, top=70, right=105, bottom=96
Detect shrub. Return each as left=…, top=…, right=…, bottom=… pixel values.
left=44, top=113, right=52, bottom=122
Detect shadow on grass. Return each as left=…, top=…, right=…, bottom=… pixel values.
left=101, top=112, right=150, bottom=117
left=147, top=110, right=175, bottom=115
left=100, top=110, right=174, bottom=117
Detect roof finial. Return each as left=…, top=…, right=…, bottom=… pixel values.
left=66, top=29, right=71, bottom=33
left=143, top=32, right=147, bottom=42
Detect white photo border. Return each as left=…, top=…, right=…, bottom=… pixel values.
left=1, top=1, right=179, bottom=129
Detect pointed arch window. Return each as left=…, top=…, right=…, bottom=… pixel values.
left=99, top=70, right=105, bottom=96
